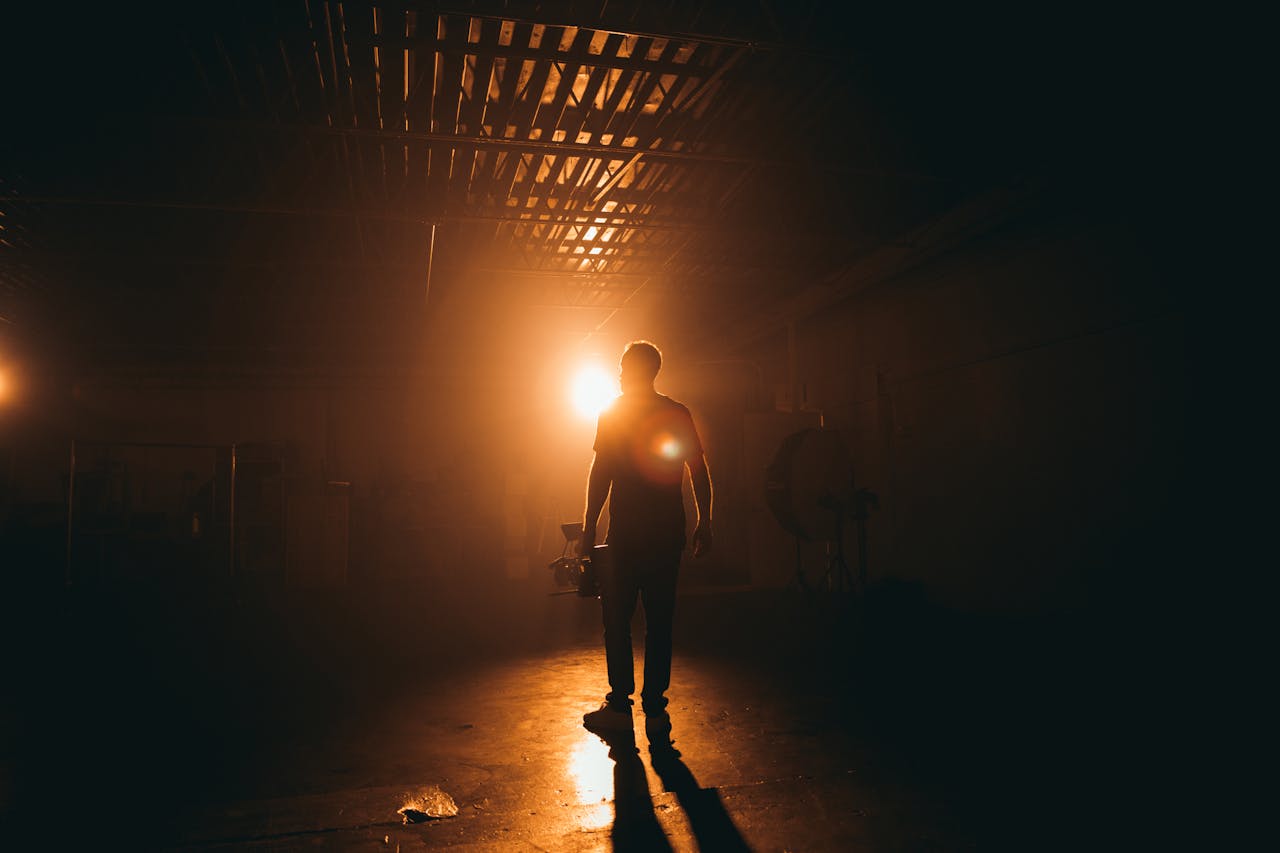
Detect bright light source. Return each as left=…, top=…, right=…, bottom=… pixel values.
left=570, top=364, right=617, bottom=420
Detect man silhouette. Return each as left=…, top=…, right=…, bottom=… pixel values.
left=580, top=340, right=713, bottom=732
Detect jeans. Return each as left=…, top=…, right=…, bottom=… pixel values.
left=599, top=545, right=682, bottom=713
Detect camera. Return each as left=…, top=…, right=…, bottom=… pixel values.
left=547, top=523, right=603, bottom=598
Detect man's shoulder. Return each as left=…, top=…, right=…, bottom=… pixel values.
left=654, top=393, right=692, bottom=416
left=607, top=392, right=695, bottom=427
left=611, top=391, right=690, bottom=414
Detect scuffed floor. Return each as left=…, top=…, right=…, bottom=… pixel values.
left=4, top=576, right=1113, bottom=850
left=168, top=642, right=962, bottom=851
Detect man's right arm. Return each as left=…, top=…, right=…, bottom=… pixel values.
left=580, top=453, right=611, bottom=555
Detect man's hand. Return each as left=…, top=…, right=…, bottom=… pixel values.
left=692, top=523, right=713, bottom=558
left=578, top=526, right=597, bottom=558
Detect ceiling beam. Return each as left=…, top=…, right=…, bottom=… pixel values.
left=13, top=196, right=864, bottom=240
left=338, top=1, right=828, bottom=54
left=187, top=117, right=944, bottom=180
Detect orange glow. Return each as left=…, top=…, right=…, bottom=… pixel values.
left=0, top=367, right=9, bottom=404
left=624, top=409, right=694, bottom=486
left=570, top=364, right=617, bottom=420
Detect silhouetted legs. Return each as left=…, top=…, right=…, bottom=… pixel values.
left=600, top=546, right=681, bottom=713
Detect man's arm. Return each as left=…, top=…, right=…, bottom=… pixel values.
left=580, top=453, right=611, bottom=555
left=688, top=452, right=714, bottom=558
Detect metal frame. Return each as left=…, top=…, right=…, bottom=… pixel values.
left=65, top=439, right=238, bottom=585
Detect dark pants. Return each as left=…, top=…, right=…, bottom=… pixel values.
left=600, top=545, right=682, bottom=713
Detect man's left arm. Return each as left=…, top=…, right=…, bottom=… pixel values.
left=688, top=452, right=713, bottom=558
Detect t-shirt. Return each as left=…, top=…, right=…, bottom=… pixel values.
left=594, top=391, right=703, bottom=550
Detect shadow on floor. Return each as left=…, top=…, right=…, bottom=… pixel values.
left=0, top=572, right=1149, bottom=849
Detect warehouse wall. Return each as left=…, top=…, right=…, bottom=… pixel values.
left=1, top=368, right=542, bottom=586
left=3, top=182, right=1184, bottom=609
left=725, top=188, right=1184, bottom=612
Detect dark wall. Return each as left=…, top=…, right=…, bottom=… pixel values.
left=723, top=187, right=1185, bottom=612
left=1, top=370, right=543, bottom=586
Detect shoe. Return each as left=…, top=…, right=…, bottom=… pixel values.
left=644, top=711, right=674, bottom=749
left=583, top=702, right=633, bottom=732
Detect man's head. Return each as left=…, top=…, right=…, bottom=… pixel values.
left=619, top=340, right=662, bottom=393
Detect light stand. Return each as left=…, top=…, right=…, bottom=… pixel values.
left=816, top=486, right=877, bottom=594
left=817, top=495, right=855, bottom=592
left=787, top=534, right=810, bottom=591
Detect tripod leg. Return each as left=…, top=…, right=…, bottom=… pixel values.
left=790, top=536, right=809, bottom=591
left=856, top=517, right=868, bottom=593
left=824, top=512, right=855, bottom=592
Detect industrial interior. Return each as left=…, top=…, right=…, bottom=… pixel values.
left=1, top=3, right=1184, bottom=850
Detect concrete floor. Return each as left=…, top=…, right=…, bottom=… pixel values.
left=1, top=571, right=1133, bottom=850
left=167, top=643, right=960, bottom=852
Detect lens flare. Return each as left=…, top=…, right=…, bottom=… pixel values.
left=570, top=365, right=617, bottom=420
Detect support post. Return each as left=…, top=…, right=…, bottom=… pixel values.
left=65, top=439, right=76, bottom=587
left=229, top=443, right=237, bottom=578
left=788, top=321, right=799, bottom=413
left=425, top=222, right=437, bottom=309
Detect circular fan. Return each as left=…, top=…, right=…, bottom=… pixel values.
left=765, top=429, right=854, bottom=541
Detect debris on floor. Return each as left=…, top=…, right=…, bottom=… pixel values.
left=398, top=785, right=459, bottom=823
